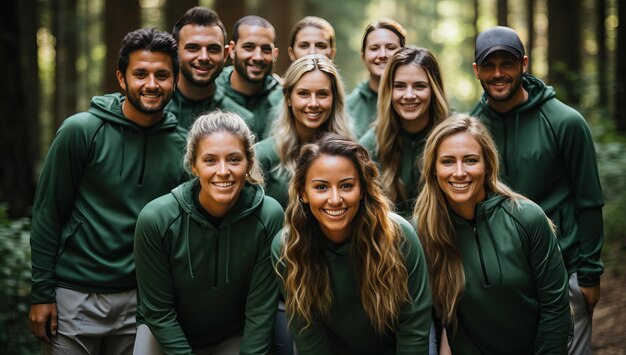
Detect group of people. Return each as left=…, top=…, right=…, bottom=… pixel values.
left=28, top=5, right=604, bottom=355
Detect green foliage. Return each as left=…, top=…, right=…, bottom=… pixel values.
left=0, top=204, right=38, bottom=355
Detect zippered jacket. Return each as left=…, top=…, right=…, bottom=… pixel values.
left=347, top=80, right=378, bottom=139
left=447, top=194, right=571, bottom=355
left=165, top=86, right=253, bottom=130
left=216, top=66, right=283, bottom=140
left=135, top=180, right=284, bottom=354
left=272, top=213, right=432, bottom=354
left=30, top=93, right=188, bottom=304
left=359, top=123, right=432, bottom=219
left=471, top=74, right=604, bottom=286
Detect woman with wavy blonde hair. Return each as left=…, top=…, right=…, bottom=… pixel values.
left=414, top=113, right=570, bottom=354
left=272, top=133, right=431, bottom=354
left=360, top=46, right=450, bottom=218
left=256, top=54, right=353, bottom=208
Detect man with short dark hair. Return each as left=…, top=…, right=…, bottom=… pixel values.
left=169, top=7, right=252, bottom=130
left=28, top=28, right=188, bottom=354
left=471, top=26, right=604, bottom=355
left=216, top=15, right=282, bottom=140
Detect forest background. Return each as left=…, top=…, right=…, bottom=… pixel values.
left=0, top=0, right=624, bottom=353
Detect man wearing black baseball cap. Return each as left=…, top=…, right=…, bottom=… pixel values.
left=470, top=26, right=604, bottom=355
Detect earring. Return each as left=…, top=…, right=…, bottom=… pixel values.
left=299, top=197, right=306, bottom=204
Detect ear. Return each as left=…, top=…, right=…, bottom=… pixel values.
left=522, top=55, right=529, bottom=74
left=229, top=41, right=236, bottom=60
left=191, top=166, right=198, bottom=177
left=288, top=47, right=296, bottom=61
left=360, top=51, right=365, bottom=62
left=300, top=191, right=309, bottom=203
left=116, top=70, right=126, bottom=91
left=329, top=48, right=337, bottom=60
left=472, top=63, right=479, bottom=79
left=273, top=47, right=279, bottom=63
left=223, top=45, right=230, bottom=64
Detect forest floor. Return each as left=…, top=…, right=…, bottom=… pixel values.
left=592, top=267, right=626, bottom=354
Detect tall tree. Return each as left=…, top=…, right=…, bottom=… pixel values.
left=526, top=0, right=535, bottom=73
left=596, top=0, right=608, bottom=106
left=547, top=0, right=582, bottom=105
left=497, top=0, right=508, bottom=26
left=104, top=0, right=140, bottom=94
left=215, top=0, right=246, bottom=41
left=53, top=0, right=78, bottom=130
left=164, top=0, right=198, bottom=32
left=616, top=0, right=626, bottom=131
left=0, top=0, right=39, bottom=217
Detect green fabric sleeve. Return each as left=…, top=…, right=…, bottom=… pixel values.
left=30, top=114, right=93, bottom=304
left=576, top=207, right=604, bottom=286
left=240, top=202, right=284, bottom=355
left=394, top=216, right=432, bottom=354
left=522, top=203, right=571, bottom=355
left=134, top=206, right=193, bottom=355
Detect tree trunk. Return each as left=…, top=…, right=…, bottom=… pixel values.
left=526, top=0, right=535, bottom=73
left=474, top=0, right=479, bottom=52
left=596, top=0, right=607, bottom=107
left=164, top=0, right=198, bottom=33
left=104, top=0, right=140, bottom=94
left=497, top=0, right=508, bottom=26
left=0, top=0, right=39, bottom=217
left=547, top=0, right=581, bottom=105
left=53, top=0, right=78, bottom=130
left=616, top=0, right=626, bottom=131
left=214, top=0, right=246, bottom=42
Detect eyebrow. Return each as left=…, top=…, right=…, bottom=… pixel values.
left=310, top=177, right=356, bottom=183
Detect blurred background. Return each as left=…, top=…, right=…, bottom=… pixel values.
left=0, top=0, right=624, bottom=353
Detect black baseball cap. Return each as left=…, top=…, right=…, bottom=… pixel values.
left=475, top=26, right=525, bottom=65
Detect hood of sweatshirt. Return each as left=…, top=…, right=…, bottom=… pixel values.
left=171, top=178, right=265, bottom=283
left=89, top=93, right=178, bottom=128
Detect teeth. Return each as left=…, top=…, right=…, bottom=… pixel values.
left=143, top=94, right=160, bottom=98
left=451, top=182, right=470, bottom=188
left=324, top=208, right=346, bottom=216
left=402, top=103, right=417, bottom=108
left=213, top=182, right=234, bottom=188
left=306, top=112, right=321, bottom=118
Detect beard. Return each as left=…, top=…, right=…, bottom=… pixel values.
left=480, top=70, right=524, bottom=103
left=180, top=63, right=222, bottom=87
left=124, top=78, right=172, bottom=114
left=233, top=56, right=273, bottom=84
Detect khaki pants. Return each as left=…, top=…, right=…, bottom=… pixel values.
left=43, top=287, right=137, bottom=355
left=568, top=273, right=593, bottom=355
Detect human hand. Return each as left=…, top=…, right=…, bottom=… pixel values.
left=28, top=303, right=58, bottom=342
left=579, top=284, right=601, bottom=315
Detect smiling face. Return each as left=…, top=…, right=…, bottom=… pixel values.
left=473, top=51, right=528, bottom=113
left=192, top=131, right=249, bottom=218
left=436, top=132, right=487, bottom=220
left=117, top=49, right=175, bottom=124
left=178, top=24, right=227, bottom=88
left=362, top=28, right=402, bottom=80
left=289, top=26, right=335, bottom=61
left=230, top=24, right=278, bottom=84
left=392, top=63, right=432, bottom=133
left=301, top=154, right=361, bottom=244
left=288, top=69, right=334, bottom=140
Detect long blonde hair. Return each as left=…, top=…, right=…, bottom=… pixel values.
left=414, top=113, right=523, bottom=330
left=278, top=133, right=409, bottom=333
left=375, top=46, right=450, bottom=204
left=271, top=54, right=353, bottom=175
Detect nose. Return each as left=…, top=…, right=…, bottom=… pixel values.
left=378, top=47, right=388, bottom=59
left=328, top=187, right=342, bottom=205
left=217, top=160, right=229, bottom=176
left=198, top=47, right=209, bottom=61
left=404, top=86, right=416, bottom=99
left=308, top=94, right=320, bottom=107
left=146, top=74, right=158, bottom=89
left=453, top=162, right=466, bottom=177
left=252, top=47, right=263, bottom=60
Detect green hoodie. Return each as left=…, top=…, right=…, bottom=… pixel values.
left=216, top=66, right=283, bottom=140
left=30, top=93, right=188, bottom=304
left=446, top=194, right=571, bottom=355
left=165, top=86, right=254, bottom=130
left=255, top=137, right=291, bottom=208
left=135, top=180, right=284, bottom=355
left=272, top=213, right=432, bottom=354
left=470, top=74, right=604, bottom=286
left=359, top=123, right=433, bottom=219
left=347, top=80, right=378, bottom=139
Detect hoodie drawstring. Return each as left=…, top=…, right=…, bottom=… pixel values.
left=185, top=212, right=195, bottom=279
left=119, top=126, right=125, bottom=177
left=225, top=224, right=231, bottom=285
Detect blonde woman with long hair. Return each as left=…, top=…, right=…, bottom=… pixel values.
left=360, top=46, right=450, bottom=218
left=256, top=54, right=353, bottom=208
left=414, top=114, right=570, bottom=354
left=272, top=133, right=431, bottom=354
